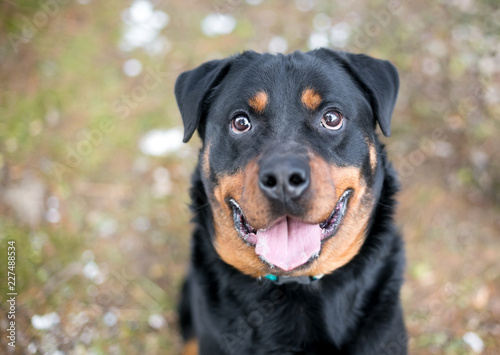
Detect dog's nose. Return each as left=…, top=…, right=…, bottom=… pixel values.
left=259, top=155, right=310, bottom=202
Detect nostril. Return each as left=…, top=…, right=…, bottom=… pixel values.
left=289, top=173, right=305, bottom=187
left=263, top=174, right=277, bottom=188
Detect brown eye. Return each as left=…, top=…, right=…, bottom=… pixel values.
left=231, top=115, right=252, bottom=133
left=321, top=110, right=343, bottom=130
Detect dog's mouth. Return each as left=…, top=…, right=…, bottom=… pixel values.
left=229, top=189, right=353, bottom=271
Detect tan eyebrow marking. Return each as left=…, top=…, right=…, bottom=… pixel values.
left=301, top=88, right=322, bottom=110
left=248, top=91, right=268, bottom=114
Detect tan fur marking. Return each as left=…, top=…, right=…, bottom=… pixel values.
left=212, top=159, right=270, bottom=276
left=306, top=154, right=339, bottom=223
left=292, top=152, right=373, bottom=276
left=182, top=338, right=198, bottom=355
left=367, top=139, right=377, bottom=174
left=209, top=152, right=373, bottom=278
left=301, top=88, right=322, bottom=110
left=202, top=144, right=211, bottom=179
left=248, top=91, right=268, bottom=114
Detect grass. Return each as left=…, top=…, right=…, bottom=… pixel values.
left=1, top=0, right=499, bottom=354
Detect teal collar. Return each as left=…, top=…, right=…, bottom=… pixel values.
left=260, top=274, right=324, bottom=285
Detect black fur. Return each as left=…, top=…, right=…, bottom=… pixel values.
left=175, top=49, right=406, bottom=355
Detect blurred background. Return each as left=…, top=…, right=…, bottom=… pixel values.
left=0, top=0, right=499, bottom=354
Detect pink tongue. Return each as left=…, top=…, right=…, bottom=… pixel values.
left=255, top=217, right=321, bottom=271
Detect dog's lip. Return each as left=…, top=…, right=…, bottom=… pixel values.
left=318, top=189, right=353, bottom=241
left=230, top=199, right=258, bottom=245
left=229, top=189, right=353, bottom=246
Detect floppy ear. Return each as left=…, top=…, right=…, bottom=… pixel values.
left=174, top=59, right=233, bottom=142
left=314, top=49, right=399, bottom=137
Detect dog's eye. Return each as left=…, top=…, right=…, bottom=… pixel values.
left=321, top=110, right=343, bottom=130
left=231, top=115, right=252, bottom=133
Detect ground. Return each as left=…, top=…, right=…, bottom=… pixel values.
left=0, top=0, right=499, bottom=354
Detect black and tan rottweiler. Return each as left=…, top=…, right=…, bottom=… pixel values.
left=174, top=48, right=406, bottom=355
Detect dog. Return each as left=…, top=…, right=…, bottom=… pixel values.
left=174, top=48, right=406, bottom=355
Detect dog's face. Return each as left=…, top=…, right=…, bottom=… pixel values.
left=175, top=49, right=399, bottom=277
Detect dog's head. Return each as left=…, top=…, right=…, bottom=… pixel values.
left=175, top=49, right=399, bottom=277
